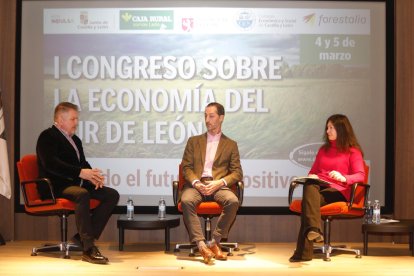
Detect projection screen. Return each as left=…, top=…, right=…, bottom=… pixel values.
left=18, top=0, right=391, bottom=211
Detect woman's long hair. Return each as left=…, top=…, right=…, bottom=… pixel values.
left=322, top=114, right=363, bottom=155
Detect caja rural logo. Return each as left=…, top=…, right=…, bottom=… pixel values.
left=120, top=10, right=174, bottom=30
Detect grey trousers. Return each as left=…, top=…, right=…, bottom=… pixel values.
left=180, top=187, right=239, bottom=243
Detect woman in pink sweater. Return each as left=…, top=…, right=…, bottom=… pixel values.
left=289, top=114, right=366, bottom=262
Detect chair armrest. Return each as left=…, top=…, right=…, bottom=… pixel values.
left=236, top=181, right=244, bottom=206
left=172, top=180, right=179, bottom=207
left=348, top=182, right=370, bottom=210
left=288, top=180, right=303, bottom=205
left=287, top=178, right=370, bottom=210
left=21, top=178, right=56, bottom=207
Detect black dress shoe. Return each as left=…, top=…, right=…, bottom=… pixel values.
left=70, top=233, right=83, bottom=250
left=82, top=246, right=108, bottom=264
left=289, top=255, right=312, bottom=263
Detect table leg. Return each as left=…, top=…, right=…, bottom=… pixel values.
left=165, top=226, right=170, bottom=252
left=363, top=231, right=368, bottom=256
left=0, top=233, right=5, bottom=245
left=119, top=227, right=124, bottom=251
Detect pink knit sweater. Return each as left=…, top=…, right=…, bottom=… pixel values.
left=309, top=141, right=365, bottom=201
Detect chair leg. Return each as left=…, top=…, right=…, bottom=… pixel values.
left=31, top=214, right=78, bottom=259
left=31, top=243, right=65, bottom=256
left=0, top=233, right=5, bottom=245
left=205, top=217, right=212, bottom=241
left=314, top=218, right=361, bottom=261
left=174, top=242, right=198, bottom=257
left=220, top=242, right=238, bottom=256
left=61, top=214, right=70, bottom=259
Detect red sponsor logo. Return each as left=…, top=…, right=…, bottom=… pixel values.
left=182, top=18, right=193, bottom=32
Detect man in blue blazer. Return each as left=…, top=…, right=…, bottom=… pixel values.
left=36, top=102, right=119, bottom=264
left=181, top=102, right=243, bottom=264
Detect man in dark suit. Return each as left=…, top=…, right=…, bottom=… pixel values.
left=36, top=102, right=119, bottom=264
left=180, top=102, right=243, bottom=264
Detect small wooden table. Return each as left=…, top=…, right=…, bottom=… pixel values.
left=117, top=214, right=180, bottom=252
left=362, top=219, right=414, bottom=256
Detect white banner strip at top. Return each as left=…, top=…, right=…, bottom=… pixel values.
left=44, top=8, right=370, bottom=35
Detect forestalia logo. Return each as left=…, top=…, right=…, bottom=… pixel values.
left=303, top=13, right=316, bottom=25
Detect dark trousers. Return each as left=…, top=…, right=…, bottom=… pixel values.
left=61, top=184, right=119, bottom=250
left=293, top=182, right=346, bottom=259
left=181, top=187, right=239, bottom=243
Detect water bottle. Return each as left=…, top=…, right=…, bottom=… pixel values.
left=127, top=196, right=134, bottom=220
left=372, top=200, right=381, bottom=224
left=364, top=200, right=373, bottom=224
left=158, top=197, right=166, bottom=219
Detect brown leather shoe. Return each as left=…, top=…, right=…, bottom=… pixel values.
left=209, top=243, right=227, bottom=260
left=199, top=246, right=215, bottom=264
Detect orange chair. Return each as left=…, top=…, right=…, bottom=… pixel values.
left=288, top=164, right=370, bottom=261
left=172, top=164, right=243, bottom=256
left=17, top=154, right=100, bottom=258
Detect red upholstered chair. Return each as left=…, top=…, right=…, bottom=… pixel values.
left=17, top=154, right=100, bottom=258
left=172, top=164, right=243, bottom=256
left=288, top=164, right=370, bottom=261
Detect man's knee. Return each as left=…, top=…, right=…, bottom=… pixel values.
left=227, top=195, right=239, bottom=209
left=180, top=196, right=195, bottom=209
left=75, top=189, right=90, bottom=203
left=180, top=191, right=199, bottom=210
left=108, top=187, right=120, bottom=202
